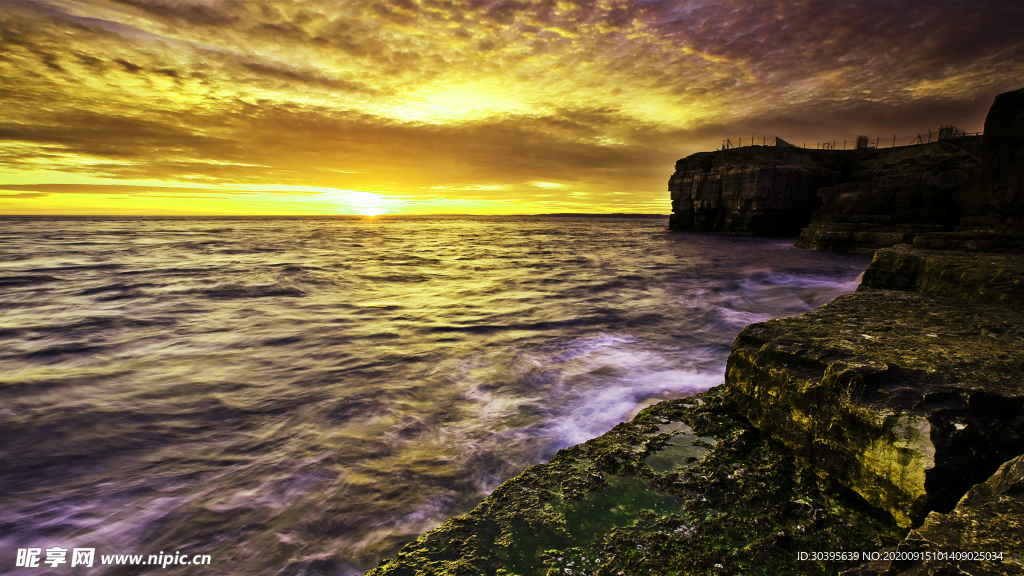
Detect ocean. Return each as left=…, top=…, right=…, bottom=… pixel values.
left=0, top=216, right=870, bottom=575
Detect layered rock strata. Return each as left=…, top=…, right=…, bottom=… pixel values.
left=668, top=147, right=845, bottom=235
left=796, top=88, right=1022, bottom=251
left=670, top=88, right=1024, bottom=251
left=794, top=143, right=979, bottom=252
left=860, top=240, right=1024, bottom=306
left=723, top=288, right=1024, bottom=527
left=667, top=142, right=980, bottom=244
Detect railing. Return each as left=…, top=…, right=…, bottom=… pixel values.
left=719, top=127, right=982, bottom=151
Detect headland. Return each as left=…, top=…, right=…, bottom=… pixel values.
left=366, top=88, right=1024, bottom=575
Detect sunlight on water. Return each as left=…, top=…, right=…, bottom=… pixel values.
left=0, top=216, right=869, bottom=575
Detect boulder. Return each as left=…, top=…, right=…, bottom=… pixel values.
left=723, top=288, right=1024, bottom=527
left=860, top=242, right=1024, bottom=306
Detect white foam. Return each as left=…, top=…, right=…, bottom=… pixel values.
left=545, top=368, right=722, bottom=447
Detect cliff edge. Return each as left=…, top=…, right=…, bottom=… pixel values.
left=364, top=90, right=1024, bottom=575
left=669, top=87, right=1024, bottom=252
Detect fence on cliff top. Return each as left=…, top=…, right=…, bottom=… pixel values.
left=719, top=125, right=983, bottom=152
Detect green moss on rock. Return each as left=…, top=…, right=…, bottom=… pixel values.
left=860, top=242, right=1024, bottom=306
left=724, top=290, right=1024, bottom=527
left=367, top=389, right=903, bottom=576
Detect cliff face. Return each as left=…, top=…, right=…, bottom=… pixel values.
left=669, top=87, right=1024, bottom=251
left=668, top=147, right=846, bottom=236
left=959, top=88, right=1024, bottom=227
left=667, top=143, right=978, bottom=243
left=794, top=143, right=978, bottom=251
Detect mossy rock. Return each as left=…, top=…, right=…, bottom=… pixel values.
left=842, top=454, right=1024, bottom=575
left=367, top=389, right=904, bottom=576
left=724, top=290, right=1024, bottom=527
left=860, top=243, right=1024, bottom=306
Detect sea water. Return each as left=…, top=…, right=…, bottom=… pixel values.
left=0, top=216, right=870, bottom=574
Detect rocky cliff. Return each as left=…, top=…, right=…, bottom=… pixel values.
left=364, top=91, right=1024, bottom=575
left=366, top=237, right=1024, bottom=575
left=667, top=143, right=981, bottom=245
left=794, top=143, right=979, bottom=251
left=668, top=147, right=845, bottom=235
left=669, top=88, right=1024, bottom=252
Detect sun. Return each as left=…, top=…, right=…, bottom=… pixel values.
left=311, top=189, right=392, bottom=216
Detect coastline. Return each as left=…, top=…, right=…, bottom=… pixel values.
left=365, top=88, right=1023, bottom=575
left=365, top=242, right=1023, bottom=575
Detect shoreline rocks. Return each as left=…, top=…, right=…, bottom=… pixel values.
left=861, top=239, right=1024, bottom=306
left=366, top=88, right=1024, bottom=575
left=367, top=391, right=905, bottom=576
left=365, top=239, right=1024, bottom=576
left=842, top=455, right=1024, bottom=575
left=723, top=287, right=1024, bottom=528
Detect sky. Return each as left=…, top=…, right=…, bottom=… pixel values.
left=1, top=0, right=1021, bottom=215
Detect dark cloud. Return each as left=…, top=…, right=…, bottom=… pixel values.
left=110, top=0, right=240, bottom=27
left=114, top=58, right=142, bottom=73
left=238, top=61, right=374, bottom=93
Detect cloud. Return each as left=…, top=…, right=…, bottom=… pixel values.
left=0, top=191, right=49, bottom=198
left=1, top=0, right=1021, bottom=213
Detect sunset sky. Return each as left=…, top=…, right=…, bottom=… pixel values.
left=1, top=0, right=1021, bottom=215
